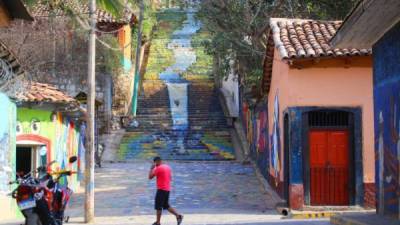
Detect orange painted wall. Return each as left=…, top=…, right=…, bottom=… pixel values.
left=268, top=48, right=374, bottom=184
left=0, top=2, right=11, bottom=27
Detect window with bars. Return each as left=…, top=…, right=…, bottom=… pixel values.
left=308, top=110, right=349, bottom=127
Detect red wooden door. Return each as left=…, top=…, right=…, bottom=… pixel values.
left=309, top=130, right=350, bottom=205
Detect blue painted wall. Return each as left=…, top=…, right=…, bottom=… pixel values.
left=373, top=21, right=400, bottom=218
left=0, top=93, right=17, bottom=220
left=0, top=93, right=16, bottom=193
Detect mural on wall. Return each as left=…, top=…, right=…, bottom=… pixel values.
left=53, top=112, right=80, bottom=186
left=271, top=92, right=281, bottom=180
left=257, top=109, right=267, bottom=153
left=375, top=87, right=400, bottom=216
left=78, top=123, right=86, bottom=180
left=17, top=109, right=83, bottom=189
left=118, top=130, right=235, bottom=161
left=240, top=100, right=269, bottom=177
left=0, top=94, right=16, bottom=194
left=118, top=10, right=235, bottom=161
left=372, top=21, right=400, bottom=217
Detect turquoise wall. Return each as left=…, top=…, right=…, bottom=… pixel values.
left=0, top=93, right=17, bottom=220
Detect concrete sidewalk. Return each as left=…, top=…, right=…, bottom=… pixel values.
left=1, top=216, right=329, bottom=225
left=331, top=213, right=400, bottom=225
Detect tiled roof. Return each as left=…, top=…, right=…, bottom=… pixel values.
left=32, top=1, right=136, bottom=25
left=16, top=82, right=80, bottom=106
left=270, top=18, right=371, bottom=59
left=261, top=18, right=372, bottom=95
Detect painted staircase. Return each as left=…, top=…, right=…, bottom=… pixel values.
left=118, top=80, right=235, bottom=160
left=118, top=9, right=235, bottom=161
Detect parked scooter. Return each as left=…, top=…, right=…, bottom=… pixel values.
left=9, top=156, right=77, bottom=225
left=47, top=157, right=77, bottom=225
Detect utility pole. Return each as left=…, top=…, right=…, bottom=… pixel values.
left=131, top=0, right=144, bottom=116
left=85, top=0, right=96, bottom=223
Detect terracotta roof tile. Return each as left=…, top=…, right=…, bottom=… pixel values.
left=262, top=18, right=372, bottom=95
left=32, top=1, right=136, bottom=25
left=270, top=18, right=372, bottom=59
left=16, top=82, right=80, bottom=107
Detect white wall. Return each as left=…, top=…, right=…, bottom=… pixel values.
left=220, top=62, right=239, bottom=118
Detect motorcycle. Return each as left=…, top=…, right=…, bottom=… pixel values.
left=48, top=161, right=77, bottom=225
left=9, top=156, right=77, bottom=225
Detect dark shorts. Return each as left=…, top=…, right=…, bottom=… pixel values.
left=155, top=189, right=170, bottom=210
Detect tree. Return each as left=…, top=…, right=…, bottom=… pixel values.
left=197, top=0, right=358, bottom=91
left=197, top=0, right=278, bottom=89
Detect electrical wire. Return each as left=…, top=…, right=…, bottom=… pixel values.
left=96, top=36, right=133, bottom=51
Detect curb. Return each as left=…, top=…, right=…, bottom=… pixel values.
left=289, top=211, right=336, bottom=219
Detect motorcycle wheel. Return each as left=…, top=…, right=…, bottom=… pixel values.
left=22, top=209, right=42, bottom=225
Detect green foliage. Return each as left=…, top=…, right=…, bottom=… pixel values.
left=96, top=0, right=125, bottom=17
left=142, top=2, right=157, bottom=40
left=197, top=0, right=273, bottom=88
left=197, top=0, right=358, bottom=90
left=97, top=36, right=123, bottom=76
left=280, top=0, right=359, bottom=20
left=183, top=27, right=213, bottom=81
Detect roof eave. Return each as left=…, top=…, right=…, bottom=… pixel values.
left=331, top=0, right=400, bottom=49
left=3, top=0, right=34, bottom=21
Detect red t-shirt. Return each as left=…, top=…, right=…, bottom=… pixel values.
left=152, top=164, right=171, bottom=191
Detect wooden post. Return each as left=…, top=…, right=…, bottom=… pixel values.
left=85, top=0, right=96, bottom=223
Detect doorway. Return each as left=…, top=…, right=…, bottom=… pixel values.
left=283, top=114, right=290, bottom=205
left=16, top=147, right=33, bottom=176
left=306, top=110, right=353, bottom=206
left=309, top=130, right=349, bottom=205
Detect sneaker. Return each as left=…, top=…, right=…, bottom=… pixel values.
left=177, top=215, right=183, bottom=225
left=152, top=222, right=160, bottom=225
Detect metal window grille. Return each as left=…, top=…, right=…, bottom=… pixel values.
left=308, top=111, right=349, bottom=127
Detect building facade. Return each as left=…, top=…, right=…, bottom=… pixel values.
left=3, top=82, right=86, bottom=220
left=253, top=18, right=375, bottom=210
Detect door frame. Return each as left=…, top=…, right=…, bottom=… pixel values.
left=16, top=134, right=51, bottom=164
left=283, top=113, right=290, bottom=206
left=302, top=109, right=358, bottom=206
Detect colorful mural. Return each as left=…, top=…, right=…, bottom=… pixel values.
left=0, top=93, right=16, bottom=194
left=119, top=9, right=234, bottom=161
left=17, top=108, right=84, bottom=188
left=0, top=93, right=17, bottom=220
left=118, top=131, right=235, bottom=161
left=373, top=21, right=400, bottom=217
left=376, top=87, right=400, bottom=213
left=118, top=25, right=133, bottom=72
left=240, top=100, right=269, bottom=179
left=271, top=92, right=281, bottom=179
left=375, top=89, right=400, bottom=216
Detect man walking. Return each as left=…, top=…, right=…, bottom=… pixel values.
left=149, top=156, right=183, bottom=225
